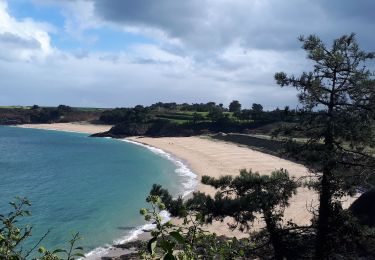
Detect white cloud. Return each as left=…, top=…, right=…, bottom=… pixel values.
left=0, top=1, right=55, bottom=62
left=5, top=0, right=372, bottom=109
left=60, top=0, right=100, bottom=43
left=0, top=43, right=303, bottom=109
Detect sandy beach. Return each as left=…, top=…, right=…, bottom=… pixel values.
left=14, top=123, right=356, bottom=258
left=17, top=122, right=113, bottom=134
left=128, top=136, right=318, bottom=233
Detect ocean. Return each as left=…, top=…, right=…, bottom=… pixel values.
left=0, top=126, right=196, bottom=258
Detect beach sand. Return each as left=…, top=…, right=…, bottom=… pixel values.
left=14, top=123, right=356, bottom=258
left=17, top=122, right=112, bottom=134
left=128, top=137, right=314, bottom=232
left=126, top=136, right=355, bottom=240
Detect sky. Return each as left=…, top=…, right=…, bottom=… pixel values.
left=0, top=0, right=374, bottom=109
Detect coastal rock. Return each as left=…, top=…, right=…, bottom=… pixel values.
left=215, top=132, right=227, bottom=137
left=349, top=189, right=375, bottom=227
left=90, top=131, right=116, bottom=138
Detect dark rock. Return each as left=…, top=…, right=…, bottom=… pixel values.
left=90, top=131, right=115, bottom=137
left=349, top=189, right=375, bottom=227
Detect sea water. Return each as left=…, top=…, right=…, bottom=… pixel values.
left=0, top=126, right=196, bottom=258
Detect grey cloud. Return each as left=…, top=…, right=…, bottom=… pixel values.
left=91, top=0, right=375, bottom=51
left=0, top=33, right=42, bottom=62
left=3, top=0, right=374, bottom=109
left=322, top=0, right=375, bottom=22
left=0, top=48, right=302, bottom=109
left=93, top=0, right=205, bottom=38
left=131, top=57, right=173, bottom=65
left=72, top=49, right=89, bottom=59
left=98, top=54, right=119, bottom=63
left=0, top=32, right=41, bottom=49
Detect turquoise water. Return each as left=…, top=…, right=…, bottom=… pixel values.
left=0, top=126, right=194, bottom=257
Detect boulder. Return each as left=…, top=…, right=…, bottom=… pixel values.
left=349, top=189, right=375, bottom=227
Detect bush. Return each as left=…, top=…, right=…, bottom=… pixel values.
left=0, top=197, right=84, bottom=260
left=110, top=122, right=150, bottom=136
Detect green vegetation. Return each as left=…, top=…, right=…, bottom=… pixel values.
left=0, top=105, right=104, bottom=125
left=139, top=191, right=257, bottom=259
left=96, top=102, right=296, bottom=137
left=275, top=33, right=375, bottom=258
left=140, top=34, right=375, bottom=259
left=141, top=170, right=307, bottom=259
left=1, top=33, right=374, bottom=259
left=0, top=197, right=84, bottom=260
left=0, top=106, right=31, bottom=109
left=228, top=100, right=241, bottom=114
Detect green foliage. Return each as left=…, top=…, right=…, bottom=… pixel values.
left=191, top=113, right=204, bottom=124
left=139, top=194, right=257, bottom=259
left=56, top=105, right=72, bottom=114
left=0, top=197, right=84, bottom=260
left=29, top=108, right=62, bottom=123
left=275, top=33, right=375, bottom=258
left=100, top=106, right=150, bottom=124
left=251, top=103, right=263, bottom=112
left=207, top=107, right=224, bottom=122
left=0, top=197, right=32, bottom=259
left=0, top=104, right=102, bottom=125
left=229, top=100, right=241, bottom=114
left=154, top=112, right=195, bottom=123
left=189, top=169, right=300, bottom=259
left=37, top=233, right=84, bottom=260
left=110, top=122, right=150, bottom=136
left=196, top=169, right=298, bottom=219
left=139, top=195, right=182, bottom=259
left=176, top=102, right=224, bottom=113
left=148, top=169, right=305, bottom=259
left=251, top=103, right=264, bottom=120
left=149, top=184, right=186, bottom=217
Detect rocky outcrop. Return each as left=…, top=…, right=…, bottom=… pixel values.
left=349, top=189, right=375, bottom=227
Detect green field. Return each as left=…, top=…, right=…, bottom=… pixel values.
left=0, top=106, right=31, bottom=109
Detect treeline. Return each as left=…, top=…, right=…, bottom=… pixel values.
left=97, top=101, right=298, bottom=137
left=0, top=105, right=103, bottom=125
left=99, top=105, right=150, bottom=124
left=150, top=101, right=227, bottom=112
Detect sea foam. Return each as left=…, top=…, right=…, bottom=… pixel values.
left=121, top=139, right=198, bottom=198
left=84, top=138, right=197, bottom=259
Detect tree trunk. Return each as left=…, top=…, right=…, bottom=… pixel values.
left=264, top=211, right=285, bottom=260
left=315, top=85, right=336, bottom=259
left=315, top=167, right=332, bottom=259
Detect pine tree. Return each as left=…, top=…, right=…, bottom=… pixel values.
left=187, top=169, right=299, bottom=259
left=275, top=33, right=375, bottom=258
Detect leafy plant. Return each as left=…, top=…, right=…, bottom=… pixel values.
left=139, top=195, right=181, bottom=259
left=139, top=194, right=251, bottom=259
left=0, top=197, right=84, bottom=260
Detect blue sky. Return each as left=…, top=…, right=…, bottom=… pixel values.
left=7, top=0, right=155, bottom=51
left=0, top=0, right=374, bottom=108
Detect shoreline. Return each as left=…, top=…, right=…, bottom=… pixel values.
left=12, top=123, right=357, bottom=259
left=13, top=123, right=198, bottom=259
left=120, top=139, right=198, bottom=198
left=14, top=122, right=113, bottom=135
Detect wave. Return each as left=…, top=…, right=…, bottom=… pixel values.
left=120, top=139, right=198, bottom=198
left=84, top=138, right=198, bottom=259
left=85, top=210, right=171, bottom=259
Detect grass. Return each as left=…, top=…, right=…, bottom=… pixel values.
left=180, top=111, right=209, bottom=116
left=0, top=106, right=31, bottom=109
left=73, top=107, right=108, bottom=112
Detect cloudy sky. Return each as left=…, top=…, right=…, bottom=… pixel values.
left=0, top=0, right=374, bottom=109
